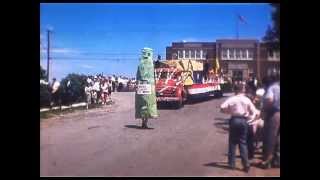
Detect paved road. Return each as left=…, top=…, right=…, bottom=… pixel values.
left=40, top=92, right=280, bottom=176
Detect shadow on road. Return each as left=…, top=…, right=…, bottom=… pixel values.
left=204, top=162, right=242, bottom=171
left=223, top=153, right=242, bottom=158
left=215, top=117, right=228, bottom=121
left=157, top=103, right=179, bottom=110
left=186, top=96, right=217, bottom=105
left=157, top=94, right=225, bottom=108
left=214, top=117, right=229, bottom=132
left=124, top=125, right=154, bottom=130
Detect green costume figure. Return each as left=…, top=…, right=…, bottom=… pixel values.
left=135, top=47, right=159, bottom=128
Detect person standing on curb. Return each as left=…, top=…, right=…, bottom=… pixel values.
left=84, top=82, right=92, bottom=109
left=101, top=79, right=109, bottom=105
left=50, top=78, right=61, bottom=109
left=247, top=87, right=265, bottom=160
left=220, top=83, right=258, bottom=173
left=260, top=73, right=280, bottom=169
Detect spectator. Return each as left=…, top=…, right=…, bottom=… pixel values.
left=115, top=76, right=119, bottom=92
left=92, top=78, right=100, bottom=104
left=65, top=80, right=73, bottom=107
left=50, top=78, right=61, bottom=108
left=111, top=75, right=116, bottom=92
left=246, top=87, right=265, bottom=161
left=247, top=109, right=264, bottom=153
left=220, top=83, right=258, bottom=173
left=118, top=77, right=124, bottom=92
left=87, top=76, right=92, bottom=85
left=101, top=79, right=109, bottom=105
left=261, top=74, right=280, bottom=169
left=84, top=82, right=92, bottom=109
left=246, top=74, right=258, bottom=98
left=107, top=79, right=112, bottom=100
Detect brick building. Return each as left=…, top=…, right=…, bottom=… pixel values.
left=165, top=39, right=280, bottom=81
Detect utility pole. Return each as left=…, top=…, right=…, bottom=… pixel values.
left=46, top=29, right=51, bottom=82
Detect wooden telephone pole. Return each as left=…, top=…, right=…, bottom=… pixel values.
left=46, top=29, right=51, bottom=82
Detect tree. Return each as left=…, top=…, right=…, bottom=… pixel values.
left=60, top=73, right=88, bottom=105
left=40, top=83, right=51, bottom=108
left=40, top=65, right=47, bottom=80
left=40, top=65, right=51, bottom=108
left=263, top=3, right=280, bottom=50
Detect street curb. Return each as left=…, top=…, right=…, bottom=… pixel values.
left=40, top=102, right=87, bottom=112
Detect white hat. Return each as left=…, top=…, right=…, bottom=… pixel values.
left=256, top=88, right=265, bottom=97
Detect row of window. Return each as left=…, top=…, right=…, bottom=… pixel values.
left=170, top=49, right=280, bottom=61
left=172, top=50, right=207, bottom=60
left=267, top=68, right=280, bottom=76
left=221, top=48, right=254, bottom=60
left=268, top=51, right=280, bottom=60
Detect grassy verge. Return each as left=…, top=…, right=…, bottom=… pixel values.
left=40, top=101, right=114, bottom=120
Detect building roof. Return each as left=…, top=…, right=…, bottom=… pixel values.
left=216, top=39, right=259, bottom=43
left=170, top=42, right=215, bottom=48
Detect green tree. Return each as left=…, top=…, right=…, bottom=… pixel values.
left=40, top=65, right=51, bottom=108
left=40, top=83, right=51, bottom=107
left=60, top=73, right=88, bottom=105
left=263, top=3, right=280, bottom=50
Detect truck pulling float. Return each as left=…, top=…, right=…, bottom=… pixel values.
left=154, top=59, right=224, bottom=108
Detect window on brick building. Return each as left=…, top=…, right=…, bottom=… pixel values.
left=248, top=49, right=253, bottom=59
left=240, top=49, right=245, bottom=59
left=178, top=50, right=182, bottom=59
left=229, top=49, right=235, bottom=59
left=203, top=50, right=207, bottom=60
left=196, top=50, right=200, bottom=59
left=185, top=50, right=189, bottom=59
left=236, top=49, right=241, bottom=59
left=268, top=50, right=274, bottom=58
left=222, top=49, right=228, bottom=60
left=172, top=53, right=178, bottom=60
left=191, top=50, right=195, bottom=59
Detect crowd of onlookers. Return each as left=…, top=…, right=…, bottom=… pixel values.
left=220, top=72, right=280, bottom=172
left=84, top=74, right=136, bottom=109
left=41, top=74, right=136, bottom=109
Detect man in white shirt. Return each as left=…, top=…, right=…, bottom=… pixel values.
left=50, top=78, right=61, bottom=108
left=220, top=83, right=258, bottom=172
left=85, top=82, right=92, bottom=109
left=101, top=80, right=109, bottom=105
left=51, top=78, right=60, bottom=94
left=91, top=79, right=100, bottom=104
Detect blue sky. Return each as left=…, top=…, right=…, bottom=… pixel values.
left=40, top=3, right=273, bottom=80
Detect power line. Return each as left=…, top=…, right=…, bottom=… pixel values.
left=39, top=48, right=166, bottom=56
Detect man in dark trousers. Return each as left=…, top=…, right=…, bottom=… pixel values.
left=220, top=83, right=258, bottom=172
left=261, top=73, right=280, bottom=169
